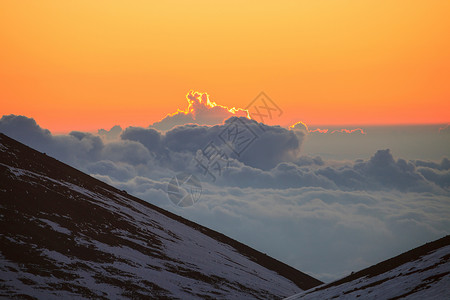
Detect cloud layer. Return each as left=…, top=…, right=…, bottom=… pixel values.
left=1, top=114, right=449, bottom=282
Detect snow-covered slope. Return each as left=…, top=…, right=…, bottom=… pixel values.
left=285, top=236, right=450, bottom=300
left=0, top=133, right=322, bottom=299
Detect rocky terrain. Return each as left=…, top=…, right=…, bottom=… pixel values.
left=0, top=133, right=321, bottom=299
left=286, top=235, right=450, bottom=299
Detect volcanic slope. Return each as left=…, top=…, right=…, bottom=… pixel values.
left=285, top=235, right=450, bottom=299
left=0, top=133, right=322, bottom=299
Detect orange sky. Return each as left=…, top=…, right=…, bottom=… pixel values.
left=1, top=0, right=449, bottom=133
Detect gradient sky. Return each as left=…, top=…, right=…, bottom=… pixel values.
left=1, top=0, right=449, bottom=132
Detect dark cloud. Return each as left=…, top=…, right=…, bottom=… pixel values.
left=0, top=115, right=53, bottom=149
left=164, top=124, right=216, bottom=153
left=101, top=140, right=153, bottom=166
left=98, top=125, right=123, bottom=140
left=0, top=115, right=105, bottom=166
left=354, top=149, right=426, bottom=191
left=121, top=127, right=162, bottom=152
left=0, top=115, right=150, bottom=168
left=236, top=120, right=304, bottom=170
left=294, top=155, right=325, bottom=167
left=217, top=162, right=336, bottom=190
left=150, top=117, right=306, bottom=171
left=66, top=131, right=104, bottom=162
left=414, top=158, right=450, bottom=171
left=315, top=149, right=427, bottom=191
left=414, top=158, right=450, bottom=189
left=86, top=160, right=136, bottom=181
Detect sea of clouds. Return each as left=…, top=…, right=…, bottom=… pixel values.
left=1, top=101, right=449, bottom=282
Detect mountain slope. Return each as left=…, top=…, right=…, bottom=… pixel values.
left=285, top=235, right=450, bottom=299
left=0, top=133, right=322, bottom=299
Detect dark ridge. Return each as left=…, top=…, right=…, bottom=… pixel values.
left=305, top=234, right=450, bottom=294
left=0, top=132, right=322, bottom=291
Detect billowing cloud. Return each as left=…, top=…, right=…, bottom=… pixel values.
left=1, top=114, right=449, bottom=283
left=85, top=160, right=136, bottom=181
left=151, top=91, right=249, bottom=131
left=0, top=115, right=105, bottom=166
left=98, top=125, right=123, bottom=140
left=102, top=140, right=153, bottom=166
left=414, top=158, right=450, bottom=189
left=0, top=115, right=53, bottom=148
left=126, top=117, right=306, bottom=171
left=121, top=126, right=162, bottom=152
left=214, top=149, right=447, bottom=193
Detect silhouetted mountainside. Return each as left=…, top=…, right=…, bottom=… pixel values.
left=0, top=133, right=322, bottom=299
left=286, top=235, right=450, bottom=299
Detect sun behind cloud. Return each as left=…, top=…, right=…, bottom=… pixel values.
left=151, top=90, right=249, bottom=131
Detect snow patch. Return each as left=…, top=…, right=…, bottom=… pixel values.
left=38, top=218, right=72, bottom=235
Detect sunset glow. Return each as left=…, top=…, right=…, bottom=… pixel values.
left=179, top=90, right=249, bottom=119
left=1, top=1, right=450, bottom=291
left=1, top=1, right=449, bottom=132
